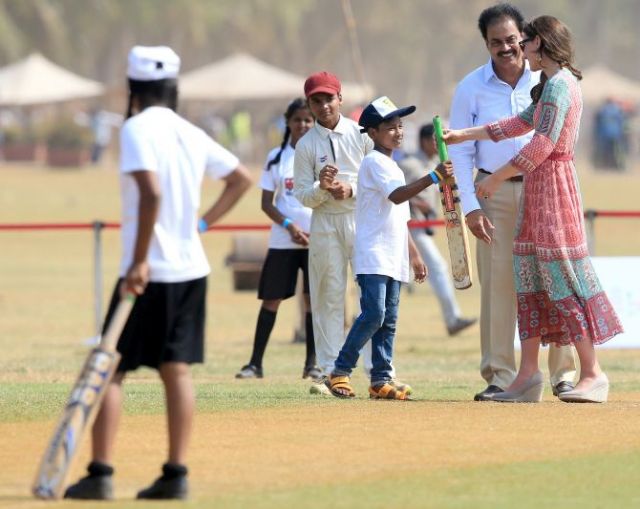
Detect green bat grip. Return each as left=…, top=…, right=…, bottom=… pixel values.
left=433, top=115, right=448, bottom=163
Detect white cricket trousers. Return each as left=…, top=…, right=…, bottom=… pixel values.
left=308, top=210, right=373, bottom=377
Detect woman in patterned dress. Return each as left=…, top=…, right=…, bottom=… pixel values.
left=444, top=15, right=623, bottom=403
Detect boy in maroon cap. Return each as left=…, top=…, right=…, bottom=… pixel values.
left=293, top=71, right=374, bottom=393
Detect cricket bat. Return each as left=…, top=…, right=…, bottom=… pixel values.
left=432, top=116, right=473, bottom=290
left=32, top=294, right=135, bottom=499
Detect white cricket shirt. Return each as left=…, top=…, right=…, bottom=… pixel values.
left=119, top=106, right=239, bottom=282
left=353, top=150, right=411, bottom=283
left=259, top=143, right=312, bottom=249
left=293, top=115, right=374, bottom=214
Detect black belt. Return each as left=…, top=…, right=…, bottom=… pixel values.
left=478, top=168, right=523, bottom=182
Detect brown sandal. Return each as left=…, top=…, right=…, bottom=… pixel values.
left=389, top=380, right=412, bottom=396
left=369, top=382, right=410, bottom=400
left=329, top=375, right=356, bottom=399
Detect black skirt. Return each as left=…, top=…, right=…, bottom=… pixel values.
left=257, top=248, right=309, bottom=300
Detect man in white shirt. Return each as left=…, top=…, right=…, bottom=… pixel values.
left=65, top=45, right=251, bottom=500
left=294, top=71, right=374, bottom=392
left=448, top=3, right=576, bottom=401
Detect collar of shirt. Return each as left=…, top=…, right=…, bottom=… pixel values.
left=312, top=114, right=348, bottom=139
left=482, top=57, right=535, bottom=86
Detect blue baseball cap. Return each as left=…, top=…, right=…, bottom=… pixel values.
left=359, top=96, right=416, bottom=132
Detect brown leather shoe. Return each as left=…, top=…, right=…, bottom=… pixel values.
left=552, top=381, right=575, bottom=397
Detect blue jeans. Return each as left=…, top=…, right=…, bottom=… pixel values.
left=333, top=274, right=401, bottom=385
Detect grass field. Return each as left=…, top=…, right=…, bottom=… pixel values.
left=1, top=160, right=640, bottom=508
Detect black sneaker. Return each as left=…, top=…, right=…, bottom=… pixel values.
left=235, top=364, right=263, bottom=379
left=64, top=462, right=114, bottom=500
left=136, top=464, right=188, bottom=500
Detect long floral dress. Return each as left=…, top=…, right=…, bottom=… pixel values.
left=486, top=68, right=623, bottom=345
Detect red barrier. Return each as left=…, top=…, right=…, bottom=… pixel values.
left=0, top=211, right=638, bottom=232
left=0, top=220, right=445, bottom=231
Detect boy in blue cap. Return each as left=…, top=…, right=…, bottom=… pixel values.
left=327, top=96, right=453, bottom=400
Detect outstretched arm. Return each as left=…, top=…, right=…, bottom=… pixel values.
left=442, top=126, right=491, bottom=145
left=388, top=161, right=453, bottom=204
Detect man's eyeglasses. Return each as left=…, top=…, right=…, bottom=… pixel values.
left=519, top=38, right=533, bottom=50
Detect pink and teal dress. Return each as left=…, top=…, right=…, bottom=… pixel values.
left=486, top=68, right=623, bottom=345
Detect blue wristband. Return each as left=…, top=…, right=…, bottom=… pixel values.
left=429, top=170, right=440, bottom=183
left=198, top=218, right=208, bottom=233
left=282, top=218, right=293, bottom=228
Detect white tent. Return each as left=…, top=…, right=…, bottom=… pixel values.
left=581, top=65, right=640, bottom=105
left=0, top=53, right=104, bottom=106
left=180, top=53, right=372, bottom=103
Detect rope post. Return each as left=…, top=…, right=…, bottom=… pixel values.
left=585, top=209, right=597, bottom=255
left=93, top=221, right=105, bottom=337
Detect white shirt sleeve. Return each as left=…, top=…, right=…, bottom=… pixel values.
left=371, top=159, right=405, bottom=198
left=204, top=136, right=240, bottom=180
left=120, top=121, right=157, bottom=173
left=293, top=138, right=330, bottom=208
left=448, top=80, right=482, bottom=216
left=258, top=152, right=278, bottom=192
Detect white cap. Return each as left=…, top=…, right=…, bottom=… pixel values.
left=127, top=46, right=181, bottom=81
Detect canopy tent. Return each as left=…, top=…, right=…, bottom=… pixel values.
left=0, top=53, right=104, bottom=106
left=580, top=65, right=640, bottom=105
left=180, top=53, right=373, bottom=104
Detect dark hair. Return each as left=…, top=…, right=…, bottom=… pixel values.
left=478, top=3, right=525, bottom=40
left=266, top=97, right=309, bottom=170
left=524, top=16, right=582, bottom=104
left=126, top=78, right=178, bottom=119
left=419, top=123, right=435, bottom=140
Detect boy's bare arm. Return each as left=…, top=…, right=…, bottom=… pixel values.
left=201, top=164, right=252, bottom=226
left=125, top=170, right=160, bottom=295
left=388, top=161, right=453, bottom=204
left=408, top=233, right=427, bottom=283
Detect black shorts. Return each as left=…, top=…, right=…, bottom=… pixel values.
left=257, top=248, right=310, bottom=300
left=102, top=277, right=207, bottom=372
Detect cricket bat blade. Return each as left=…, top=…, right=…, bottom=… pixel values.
left=433, top=116, right=473, bottom=290
left=32, top=295, right=134, bottom=499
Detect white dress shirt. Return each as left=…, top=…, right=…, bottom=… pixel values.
left=448, top=58, right=540, bottom=215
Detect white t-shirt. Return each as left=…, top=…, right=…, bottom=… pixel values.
left=354, top=150, right=411, bottom=283
left=119, top=106, right=239, bottom=282
left=259, top=143, right=312, bottom=249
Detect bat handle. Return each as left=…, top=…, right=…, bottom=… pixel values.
left=100, top=294, right=135, bottom=352
left=432, top=115, right=449, bottom=162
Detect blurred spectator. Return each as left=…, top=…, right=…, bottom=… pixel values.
left=228, top=110, right=252, bottom=160
left=76, top=109, right=123, bottom=164
left=593, top=98, right=627, bottom=170
left=397, top=123, right=476, bottom=336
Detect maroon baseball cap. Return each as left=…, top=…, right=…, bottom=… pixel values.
left=304, top=71, right=341, bottom=98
